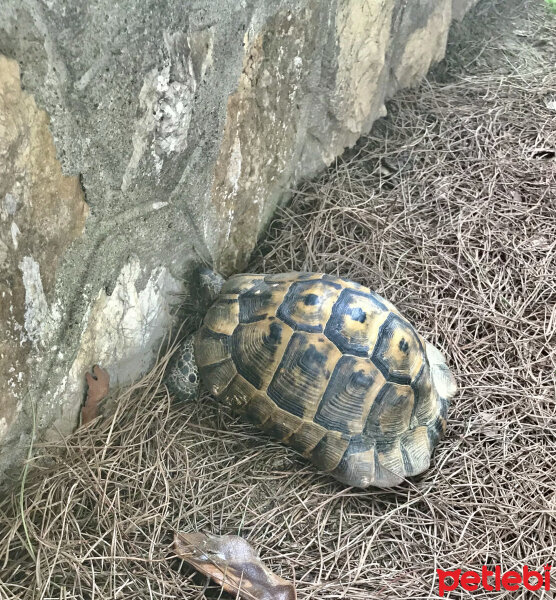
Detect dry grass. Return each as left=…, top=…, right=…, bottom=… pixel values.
left=1, top=0, right=555, bottom=598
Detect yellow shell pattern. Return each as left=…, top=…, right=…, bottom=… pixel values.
left=195, top=272, right=455, bottom=488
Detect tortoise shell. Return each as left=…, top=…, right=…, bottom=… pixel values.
left=194, top=272, right=456, bottom=488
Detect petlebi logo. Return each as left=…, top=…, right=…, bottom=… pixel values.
left=437, top=565, right=552, bottom=596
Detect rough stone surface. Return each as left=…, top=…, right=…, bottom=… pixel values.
left=0, top=56, right=88, bottom=474
left=452, top=0, right=480, bottom=21
left=0, top=0, right=477, bottom=486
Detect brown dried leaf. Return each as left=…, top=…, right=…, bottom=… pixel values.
left=174, top=531, right=296, bottom=600
left=82, top=365, right=110, bottom=425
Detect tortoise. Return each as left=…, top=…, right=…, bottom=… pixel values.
left=166, top=269, right=457, bottom=488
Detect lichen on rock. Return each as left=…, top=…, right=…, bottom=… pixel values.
left=0, top=55, right=88, bottom=455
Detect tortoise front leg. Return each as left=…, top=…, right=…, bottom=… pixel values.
left=165, top=334, right=201, bottom=401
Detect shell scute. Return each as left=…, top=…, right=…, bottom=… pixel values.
left=267, top=332, right=341, bottom=419
left=371, top=313, right=424, bottom=384
left=363, top=382, right=415, bottom=439
left=203, top=296, right=239, bottom=336
left=193, top=271, right=456, bottom=488
left=222, top=273, right=265, bottom=295
left=195, top=327, right=232, bottom=368
left=261, top=405, right=303, bottom=443
left=310, top=431, right=351, bottom=472
left=231, top=320, right=293, bottom=391
left=324, top=288, right=390, bottom=356
left=238, top=280, right=287, bottom=324
left=288, top=421, right=327, bottom=455
left=313, top=355, right=385, bottom=435
left=276, top=279, right=342, bottom=333
left=264, top=272, right=323, bottom=284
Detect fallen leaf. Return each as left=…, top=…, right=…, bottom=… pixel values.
left=82, top=365, right=110, bottom=425
left=174, top=531, right=296, bottom=600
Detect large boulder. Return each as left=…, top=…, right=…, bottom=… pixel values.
left=0, top=0, right=477, bottom=486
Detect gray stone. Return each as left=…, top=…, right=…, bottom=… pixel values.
left=453, top=0, right=480, bottom=21
left=0, top=0, right=477, bottom=487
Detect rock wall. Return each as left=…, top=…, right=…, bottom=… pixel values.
left=0, top=0, right=477, bottom=486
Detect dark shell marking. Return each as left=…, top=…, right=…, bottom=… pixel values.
left=194, top=272, right=456, bottom=488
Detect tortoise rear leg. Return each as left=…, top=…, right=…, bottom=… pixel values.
left=165, top=334, right=200, bottom=401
